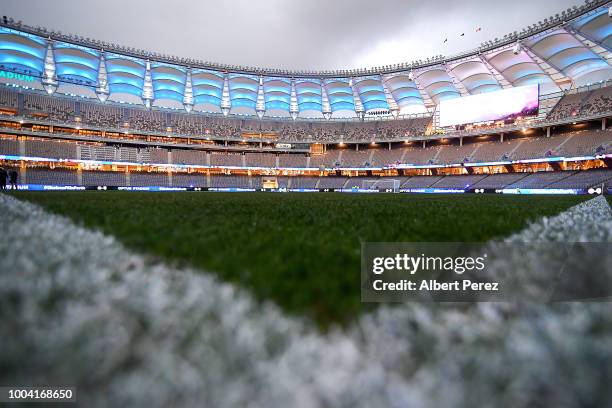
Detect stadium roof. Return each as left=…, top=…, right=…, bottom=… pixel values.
left=0, top=0, right=610, bottom=118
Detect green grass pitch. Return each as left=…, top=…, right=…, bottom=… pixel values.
left=14, top=191, right=589, bottom=327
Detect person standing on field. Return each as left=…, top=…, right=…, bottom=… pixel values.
left=9, top=169, right=18, bottom=190
left=0, top=167, right=7, bottom=190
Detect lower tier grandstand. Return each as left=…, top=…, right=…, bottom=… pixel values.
left=1, top=165, right=611, bottom=193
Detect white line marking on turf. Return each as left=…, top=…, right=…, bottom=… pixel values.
left=0, top=194, right=611, bottom=407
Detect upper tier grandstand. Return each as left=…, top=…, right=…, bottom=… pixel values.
left=0, top=0, right=610, bottom=122
left=0, top=82, right=610, bottom=145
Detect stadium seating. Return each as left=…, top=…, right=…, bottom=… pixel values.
left=210, top=152, right=242, bottom=166
left=0, top=136, right=20, bottom=155
left=400, top=145, right=437, bottom=165
left=578, top=87, right=612, bottom=117
left=309, top=149, right=343, bottom=168
left=340, top=149, right=372, bottom=167
left=128, top=109, right=166, bottom=133
left=82, top=170, right=126, bottom=186
left=290, top=177, right=319, bottom=189
left=2, top=82, right=611, bottom=147
left=210, top=175, right=250, bottom=188
left=547, top=92, right=588, bottom=121
left=81, top=102, right=124, bottom=128
left=505, top=171, right=577, bottom=189
left=245, top=152, right=276, bottom=167
left=26, top=167, right=78, bottom=185
left=378, top=117, right=431, bottom=140
left=130, top=172, right=170, bottom=187
left=431, top=175, right=487, bottom=189
left=400, top=176, right=443, bottom=188
left=0, top=89, right=18, bottom=109
left=369, top=147, right=405, bottom=167
left=79, top=143, right=117, bottom=161
left=276, top=176, right=290, bottom=189
left=23, top=94, right=74, bottom=122
left=2, top=124, right=610, bottom=169
left=278, top=154, right=308, bottom=168
left=556, top=129, right=612, bottom=157
left=510, top=134, right=567, bottom=160
left=470, top=173, right=529, bottom=189
left=436, top=142, right=480, bottom=164
left=169, top=112, right=207, bottom=136
left=118, top=147, right=139, bottom=162
left=150, top=148, right=169, bottom=164
left=470, top=140, right=515, bottom=163
left=10, top=164, right=612, bottom=192
left=172, top=149, right=207, bottom=165
left=317, top=177, right=348, bottom=189
left=172, top=173, right=207, bottom=187
left=546, top=168, right=612, bottom=189
left=25, top=138, right=76, bottom=159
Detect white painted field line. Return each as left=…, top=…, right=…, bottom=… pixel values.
left=1, top=193, right=611, bottom=407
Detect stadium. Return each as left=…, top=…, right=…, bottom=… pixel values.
left=1, top=0, right=612, bottom=406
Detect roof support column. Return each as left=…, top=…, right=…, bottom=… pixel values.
left=221, top=73, right=231, bottom=116
left=289, top=79, right=299, bottom=120
left=141, top=60, right=154, bottom=109
left=183, top=68, right=194, bottom=113
left=95, top=52, right=109, bottom=103
left=42, top=40, right=58, bottom=95
left=321, top=80, right=332, bottom=120
left=256, top=75, right=266, bottom=119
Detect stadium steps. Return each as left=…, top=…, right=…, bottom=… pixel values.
left=367, top=150, right=375, bottom=166
left=507, top=139, right=526, bottom=159
left=553, top=134, right=574, bottom=154
left=467, top=144, right=482, bottom=162
left=540, top=94, right=563, bottom=120
left=431, top=147, right=443, bottom=163
left=399, top=149, right=410, bottom=164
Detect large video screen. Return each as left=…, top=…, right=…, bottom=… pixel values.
left=439, top=85, right=539, bottom=127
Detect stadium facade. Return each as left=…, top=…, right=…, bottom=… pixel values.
left=0, top=0, right=611, bottom=193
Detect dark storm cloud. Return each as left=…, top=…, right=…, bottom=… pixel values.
left=2, top=0, right=578, bottom=70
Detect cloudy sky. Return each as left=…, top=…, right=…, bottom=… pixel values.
left=3, top=0, right=578, bottom=71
